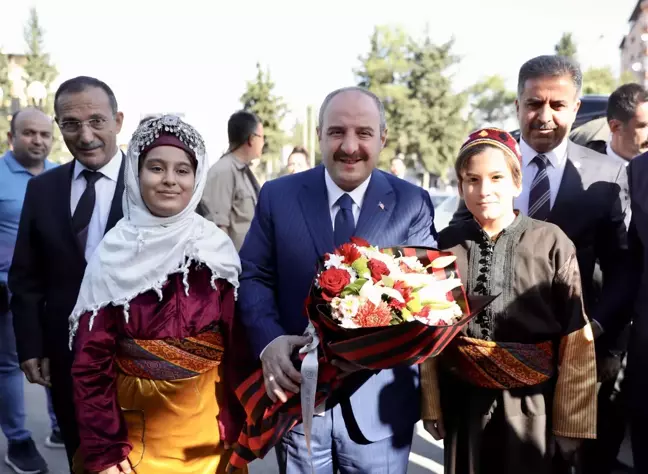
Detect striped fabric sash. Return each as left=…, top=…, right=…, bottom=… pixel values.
left=115, top=326, right=224, bottom=380
left=443, top=336, right=555, bottom=389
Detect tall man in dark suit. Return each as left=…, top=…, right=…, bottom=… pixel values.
left=238, top=86, right=436, bottom=473
left=451, top=56, right=629, bottom=465
left=9, top=76, right=125, bottom=470
left=581, top=83, right=648, bottom=473
left=625, top=150, right=648, bottom=473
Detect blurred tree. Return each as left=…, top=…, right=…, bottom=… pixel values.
left=468, top=75, right=516, bottom=128
left=555, top=32, right=578, bottom=59
left=240, top=62, right=288, bottom=177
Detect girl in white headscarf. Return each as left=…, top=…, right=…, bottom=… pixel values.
left=69, top=116, right=246, bottom=474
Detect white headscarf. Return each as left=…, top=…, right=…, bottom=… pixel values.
left=69, top=115, right=241, bottom=348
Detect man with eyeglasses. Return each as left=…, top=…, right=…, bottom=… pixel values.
left=8, top=76, right=126, bottom=472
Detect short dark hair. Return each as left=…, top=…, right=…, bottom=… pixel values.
left=289, top=145, right=308, bottom=157
left=227, top=110, right=261, bottom=152
left=517, top=55, right=582, bottom=97
left=54, top=76, right=118, bottom=116
left=9, top=110, right=22, bottom=135
left=607, top=83, right=648, bottom=124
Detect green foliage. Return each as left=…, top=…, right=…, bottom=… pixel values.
left=582, top=66, right=619, bottom=95
left=555, top=33, right=577, bottom=59
left=240, top=62, right=288, bottom=174
left=355, top=26, right=469, bottom=175
left=468, top=75, right=516, bottom=128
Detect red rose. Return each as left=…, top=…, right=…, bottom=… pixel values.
left=350, top=236, right=370, bottom=247
left=335, top=243, right=361, bottom=263
left=318, top=268, right=351, bottom=300
left=367, top=259, right=390, bottom=282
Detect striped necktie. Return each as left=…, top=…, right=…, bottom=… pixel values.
left=528, top=154, right=551, bottom=221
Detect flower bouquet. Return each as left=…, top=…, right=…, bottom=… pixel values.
left=227, top=239, right=497, bottom=472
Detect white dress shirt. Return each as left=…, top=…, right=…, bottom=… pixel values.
left=515, top=138, right=569, bottom=215
left=260, top=170, right=373, bottom=373
left=70, top=150, right=123, bottom=261
left=606, top=142, right=630, bottom=168
left=324, top=169, right=372, bottom=229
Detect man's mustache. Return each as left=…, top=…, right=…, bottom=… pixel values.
left=77, top=143, right=103, bottom=150
left=333, top=150, right=369, bottom=161
left=531, top=122, right=556, bottom=131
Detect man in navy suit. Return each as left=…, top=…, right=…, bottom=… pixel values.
left=238, top=86, right=437, bottom=473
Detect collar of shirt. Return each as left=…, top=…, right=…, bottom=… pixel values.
left=73, top=149, right=123, bottom=182
left=519, top=137, right=568, bottom=170
left=229, top=153, right=251, bottom=171
left=606, top=142, right=630, bottom=167
left=324, top=168, right=372, bottom=211
left=3, top=150, right=57, bottom=175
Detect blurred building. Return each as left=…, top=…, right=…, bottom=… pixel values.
left=621, top=0, right=648, bottom=84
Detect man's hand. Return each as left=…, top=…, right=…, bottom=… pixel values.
left=423, top=419, right=446, bottom=440
left=98, top=459, right=131, bottom=474
left=20, top=358, right=50, bottom=387
left=555, top=436, right=582, bottom=457
left=261, top=335, right=312, bottom=403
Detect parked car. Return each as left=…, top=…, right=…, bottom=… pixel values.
left=433, top=193, right=460, bottom=232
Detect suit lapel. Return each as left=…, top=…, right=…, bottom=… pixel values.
left=105, top=153, right=125, bottom=234
left=56, top=162, right=87, bottom=260
left=355, top=170, right=395, bottom=244
left=298, top=167, right=335, bottom=256
left=549, top=143, right=584, bottom=225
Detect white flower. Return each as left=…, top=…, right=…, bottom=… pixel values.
left=418, top=278, right=463, bottom=303
left=324, top=253, right=345, bottom=269
left=338, top=296, right=361, bottom=319
left=339, top=317, right=360, bottom=329
left=398, top=256, right=425, bottom=272
left=359, top=280, right=383, bottom=306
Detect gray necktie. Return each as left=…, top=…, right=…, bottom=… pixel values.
left=528, top=154, right=551, bottom=221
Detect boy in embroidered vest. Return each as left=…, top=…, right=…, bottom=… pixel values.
left=420, top=128, right=597, bottom=474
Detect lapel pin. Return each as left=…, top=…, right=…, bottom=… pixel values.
left=378, top=202, right=385, bottom=210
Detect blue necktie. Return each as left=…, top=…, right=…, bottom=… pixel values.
left=334, top=193, right=355, bottom=247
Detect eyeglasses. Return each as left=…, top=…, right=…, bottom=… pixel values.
left=58, top=118, right=109, bottom=133
left=252, top=133, right=264, bottom=141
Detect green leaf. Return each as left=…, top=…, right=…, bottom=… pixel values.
left=340, top=278, right=369, bottom=297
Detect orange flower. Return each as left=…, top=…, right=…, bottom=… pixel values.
left=354, top=301, right=392, bottom=328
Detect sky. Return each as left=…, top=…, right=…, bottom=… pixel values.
left=0, top=0, right=640, bottom=160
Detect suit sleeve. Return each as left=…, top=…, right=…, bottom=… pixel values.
left=589, top=163, right=632, bottom=334
left=552, top=252, right=597, bottom=439
left=237, top=183, right=286, bottom=358
left=406, top=188, right=438, bottom=245
left=8, top=179, right=45, bottom=363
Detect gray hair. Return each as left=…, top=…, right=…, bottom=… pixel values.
left=318, top=86, right=387, bottom=132
left=517, top=55, right=582, bottom=98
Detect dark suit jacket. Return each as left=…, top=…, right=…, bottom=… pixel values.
left=626, top=153, right=648, bottom=401
left=451, top=141, right=629, bottom=337
left=8, top=157, right=125, bottom=365
left=238, top=165, right=437, bottom=441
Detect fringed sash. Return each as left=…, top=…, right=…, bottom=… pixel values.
left=443, top=336, right=555, bottom=389
left=115, top=325, right=224, bottom=380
